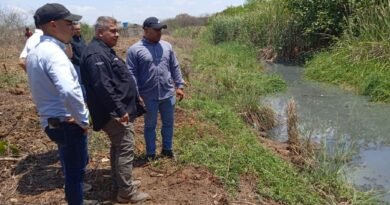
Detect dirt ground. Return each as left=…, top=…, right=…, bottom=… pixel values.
left=0, top=38, right=288, bottom=205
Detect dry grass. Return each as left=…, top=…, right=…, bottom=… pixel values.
left=286, top=99, right=316, bottom=166
left=242, top=105, right=277, bottom=133
left=287, top=99, right=300, bottom=154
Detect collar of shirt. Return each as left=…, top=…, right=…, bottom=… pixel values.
left=142, top=37, right=159, bottom=45
left=40, top=35, right=66, bottom=50
left=34, top=29, right=43, bottom=35
left=93, top=37, right=117, bottom=55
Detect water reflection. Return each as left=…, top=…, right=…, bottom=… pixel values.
left=263, top=64, right=390, bottom=202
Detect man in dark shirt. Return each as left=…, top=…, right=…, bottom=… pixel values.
left=80, top=16, right=150, bottom=203
left=70, top=22, right=87, bottom=99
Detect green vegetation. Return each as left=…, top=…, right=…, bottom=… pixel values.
left=207, top=0, right=389, bottom=102
left=80, top=23, right=94, bottom=42
left=305, top=2, right=390, bottom=102
left=171, top=27, right=377, bottom=204
left=0, top=140, right=19, bottom=156
left=209, top=0, right=289, bottom=52
left=0, top=71, right=27, bottom=88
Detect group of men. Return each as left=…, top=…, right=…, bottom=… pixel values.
left=22, top=3, right=185, bottom=205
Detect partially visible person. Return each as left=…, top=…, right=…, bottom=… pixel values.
left=26, top=3, right=90, bottom=205
left=126, top=16, right=185, bottom=161
left=24, top=27, right=33, bottom=39
left=70, top=22, right=87, bottom=99
left=19, top=27, right=43, bottom=71
left=80, top=16, right=150, bottom=204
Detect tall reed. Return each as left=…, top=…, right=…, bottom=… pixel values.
left=306, top=2, right=390, bottom=103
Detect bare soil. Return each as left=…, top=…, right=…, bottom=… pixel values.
left=0, top=39, right=287, bottom=205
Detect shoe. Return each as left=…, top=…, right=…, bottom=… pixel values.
left=161, top=149, right=176, bottom=160
left=117, top=191, right=151, bottom=203
left=132, top=180, right=141, bottom=188
left=133, top=154, right=156, bottom=167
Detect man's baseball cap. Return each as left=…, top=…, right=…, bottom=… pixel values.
left=143, top=17, right=167, bottom=29
left=34, top=3, right=82, bottom=26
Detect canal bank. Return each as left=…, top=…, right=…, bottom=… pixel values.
left=264, top=63, right=390, bottom=202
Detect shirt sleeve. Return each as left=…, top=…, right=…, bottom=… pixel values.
left=20, top=43, right=28, bottom=58
left=126, top=48, right=139, bottom=87
left=169, top=48, right=185, bottom=88
left=85, top=54, right=127, bottom=117
left=45, top=53, right=89, bottom=127
left=126, top=48, right=142, bottom=99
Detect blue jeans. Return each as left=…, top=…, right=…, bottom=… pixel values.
left=143, top=96, right=176, bottom=155
left=45, top=123, right=88, bottom=205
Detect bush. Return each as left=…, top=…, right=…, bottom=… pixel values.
left=0, top=7, right=27, bottom=46
left=305, top=2, right=390, bottom=103
left=163, top=13, right=209, bottom=31
left=80, top=23, right=94, bottom=42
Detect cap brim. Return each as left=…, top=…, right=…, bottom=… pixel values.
left=150, top=24, right=167, bottom=29
left=64, top=13, right=82, bottom=22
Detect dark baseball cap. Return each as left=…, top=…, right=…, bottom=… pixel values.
left=143, top=17, right=167, bottom=29
left=34, top=3, right=82, bottom=26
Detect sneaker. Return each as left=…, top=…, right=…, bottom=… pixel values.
left=133, top=154, right=156, bottom=167
left=132, top=180, right=141, bottom=188
left=161, top=149, right=176, bottom=160
left=117, top=191, right=151, bottom=203
left=112, top=180, right=141, bottom=194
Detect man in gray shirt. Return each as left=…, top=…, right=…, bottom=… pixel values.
left=126, top=17, right=185, bottom=161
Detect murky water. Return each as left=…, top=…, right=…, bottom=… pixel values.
left=263, top=64, right=390, bottom=202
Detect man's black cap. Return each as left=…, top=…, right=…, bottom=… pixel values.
left=34, top=3, right=82, bottom=26
left=143, top=17, right=167, bottom=29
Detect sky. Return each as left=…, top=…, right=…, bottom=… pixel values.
left=0, top=0, right=246, bottom=25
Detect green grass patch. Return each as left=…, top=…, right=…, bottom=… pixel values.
left=305, top=42, right=390, bottom=103
left=0, top=72, right=26, bottom=88
left=174, top=37, right=327, bottom=204
left=170, top=27, right=378, bottom=203
left=0, top=140, right=20, bottom=156
left=305, top=2, right=390, bottom=103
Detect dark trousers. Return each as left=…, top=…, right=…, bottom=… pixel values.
left=45, top=123, right=88, bottom=205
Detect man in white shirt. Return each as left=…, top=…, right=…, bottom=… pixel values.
left=19, top=28, right=43, bottom=71
left=26, top=3, right=90, bottom=205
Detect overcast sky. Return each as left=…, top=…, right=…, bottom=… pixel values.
left=0, top=0, right=246, bottom=25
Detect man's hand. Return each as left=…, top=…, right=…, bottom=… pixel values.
left=19, top=58, right=26, bottom=72
left=176, top=88, right=185, bottom=101
left=66, top=117, right=89, bottom=134
left=139, top=97, right=145, bottom=107
left=119, top=113, right=129, bottom=123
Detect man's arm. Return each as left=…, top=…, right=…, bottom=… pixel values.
left=46, top=54, right=89, bottom=128
left=169, top=48, right=185, bottom=101
left=169, top=48, right=185, bottom=89
left=126, top=47, right=139, bottom=87
left=19, top=43, right=28, bottom=72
